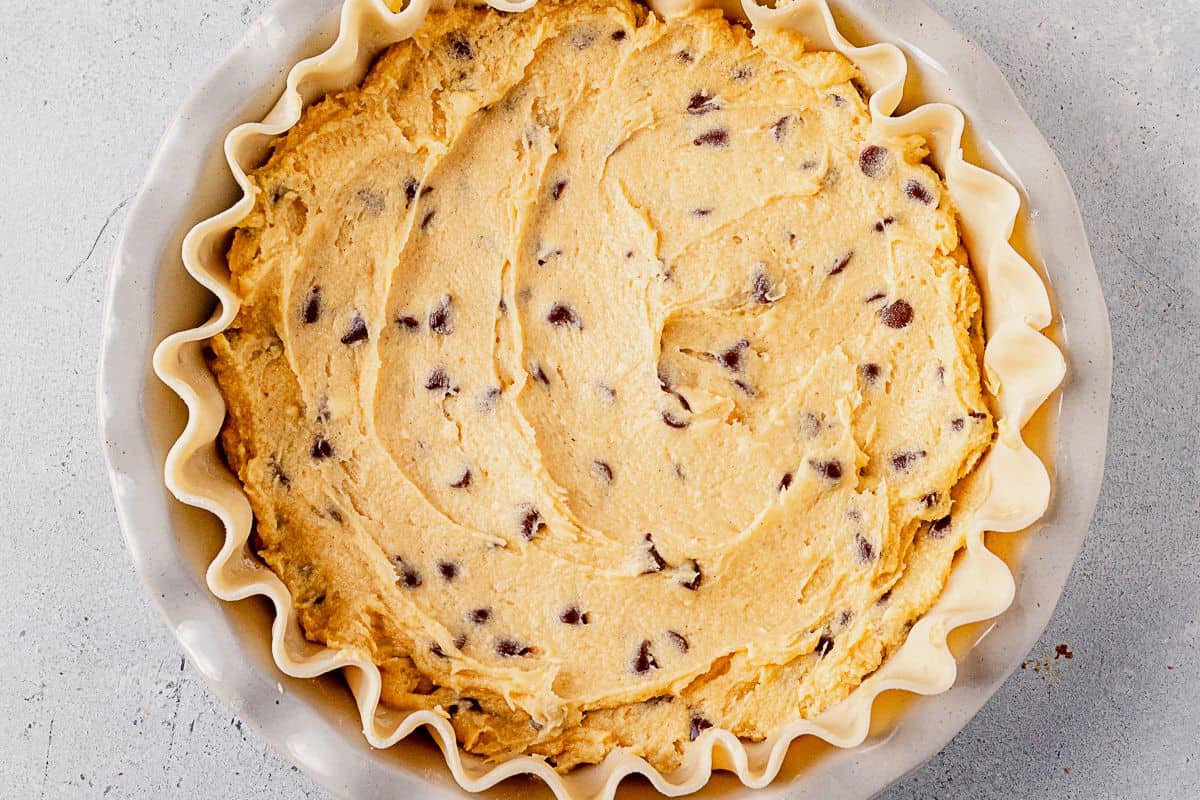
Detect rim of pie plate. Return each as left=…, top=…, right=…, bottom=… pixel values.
left=150, top=0, right=1067, bottom=797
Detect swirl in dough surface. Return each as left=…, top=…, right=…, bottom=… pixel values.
left=210, top=0, right=993, bottom=772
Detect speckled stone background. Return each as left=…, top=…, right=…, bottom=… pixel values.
left=1, top=0, right=1196, bottom=797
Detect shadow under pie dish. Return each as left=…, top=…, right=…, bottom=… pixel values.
left=152, top=0, right=1067, bottom=796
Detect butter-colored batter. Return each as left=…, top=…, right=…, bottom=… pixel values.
left=210, top=0, right=993, bottom=772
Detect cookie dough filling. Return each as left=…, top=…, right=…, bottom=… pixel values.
left=210, top=0, right=993, bottom=773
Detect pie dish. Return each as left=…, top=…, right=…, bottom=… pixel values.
left=99, top=0, right=1110, bottom=797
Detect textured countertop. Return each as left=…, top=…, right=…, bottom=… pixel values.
left=1, top=0, right=1196, bottom=797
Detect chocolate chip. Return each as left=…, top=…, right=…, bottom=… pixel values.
left=880, top=299, right=914, bottom=329
left=592, top=460, right=613, bottom=483
left=662, top=411, right=690, bottom=429
left=779, top=472, right=793, bottom=491
left=496, top=639, right=532, bottom=657
left=904, top=180, right=935, bottom=205
left=922, top=492, right=939, bottom=508
left=477, top=386, right=501, bottom=413
left=865, top=291, right=887, bottom=303
left=310, top=437, right=333, bottom=460
left=858, top=145, right=890, bottom=178
left=679, top=559, right=702, bottom=590
left=355, top=187, right=385, bottom=215
left=855, top=534, right=876, bottom=563
left=428, top=295, right=454, bottom=335
left=860, top=363, right=881, bottom=385
left=424, top=368, right=451, bottom=392
left=751, top=266, right=775, bottom=304
left=453, top=632, right=468, bottom=650
left=815, top=634, right=835, bottom=657
left=445, top=31, right=473, bottom=60
left=828, top=251, right=854, bottom=276
left=547, top=303, right=583, bottom=328
left=666, top=630, right=689, bottom=653
left=268, top=458, right=290, bottom=487
left=969, top=411, right=988, bottom=421
left=631, top=640, right=659, bottom=674
left=437, top=560, right=459, bottom=581
left=693, top=128, right=728, bottom=147
left=393, top=557, right=422, bottom=587
left=950, top=417, right=965, bottom=431
left=691, top=207, right=713, bottom=217
left=611, top=29, right=626, bottom=41
left=677, top=50, right=694, bottom=63
left=733, top=379, right=756, bottom=396
left=518, top=504, right=546, bottom=540
left=340, top=313, right=369, bottom=345
left=431, top=642, right=447, bottom=658
left=302, top=286, right=321, bottom=324
left=929, top=516, right=952, bottom=539
left=936, top=365, right=946, bottom=383
left=642, top=533, right=667, bottom=573
left=535, top=244, right=562, bottom=266
left=559, top=605, right=590, bottom=625
left=830, top=93, right=846, bottom=107
left=403, top=178, right=419, bottom=207
left=469, top=608, right=492, bottom=625
left=327, top=507, right=343, bottom=523
left=890, top=450, right=926, bottom=472
left=809, top=459, right=842, bottom=481
left=689, top=714, right=714, bottom=740
left=717, top=340, right=748, bottom=372
left=396, top=314, right=420, bottom=330
left=597, top=383, right=616, bottom=402
left=873, top=216, right=896, bottom=233
left=838, top=610, right=854, bottom=626
left=877, top=589, right=893, bottom=605
left=550, top=180, right=568, bottom=201
left=687, top=91, right=719, bottom=115
left=770, top=115, right=792, bottom=142
left=529, top=361, right=551, bottom=385
left=420, top=209, right=437, bottom=230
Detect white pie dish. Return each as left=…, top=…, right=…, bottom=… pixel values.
left=98, top=0, right=1111, bottom=798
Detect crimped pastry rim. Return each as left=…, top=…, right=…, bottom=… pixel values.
left=150, top=0, right=1067, bottom=797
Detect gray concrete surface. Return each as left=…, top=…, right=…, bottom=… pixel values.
left=1, top=0, right=1196, bottom=797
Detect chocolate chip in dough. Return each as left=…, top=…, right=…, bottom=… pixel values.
left=809, top=459, right=842, bottom=481
left=828, top=251, right=854, bottom=276
left=689, top=714, right=713, bottom=741
left=302, top=286, right=321, bottom=324
left=666, top=630, right=689, bottom=653
left=559, top=606, right=590, bottom=625
left=445, top=31, right=474, bottom=60
left=880, top=299, right=914, bottom=329
left=631, top=640, right=659, bottom=674
left=641, top=533, right=667, bottom=573
left=428, top=295, right=454, bottom=335
left=547, top=303, right=583, bottom=328
left=904, top=179, right=935, bottom=205
left=310, top=437, right=334, bottom=460
left=890, top=450, right=926, bottom=473
left=496, top=639, right=532, bottom=657
left=855, top=534, right=876, bottom=563
left=518, top=504, right=546, bottom=540
left=693, top=128, right=729, bottom=147
left=340, top=313, right=369, bottom=345
left=858, top=145, right=890, bottom=178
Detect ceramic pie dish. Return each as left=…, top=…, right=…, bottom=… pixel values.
left=98, top=0, right=1111, bottom=798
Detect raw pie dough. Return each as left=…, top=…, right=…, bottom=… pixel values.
left=210, top=0, right=994, bottom=773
